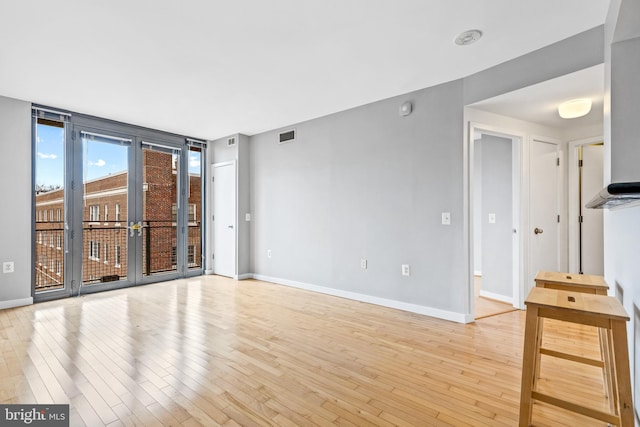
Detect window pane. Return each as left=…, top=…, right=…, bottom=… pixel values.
left=34, top=119, right=66, bottom=292
left=187, top=146, right=202, bottom=269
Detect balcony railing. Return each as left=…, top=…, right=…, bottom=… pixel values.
left=35, top=220, right=202, bottom=291
left=34, top=221, right=65, bottom=291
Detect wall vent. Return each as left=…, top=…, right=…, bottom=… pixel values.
left=278, top=129, right=296, bottom=144
left=227, top=137, right=236, bottom=147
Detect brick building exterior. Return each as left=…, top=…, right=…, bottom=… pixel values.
left=35, top=151, right=202, bottom=291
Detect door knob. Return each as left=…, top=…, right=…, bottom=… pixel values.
left=534, top=227, right=544, bottom=235
left=228, top=225, right=234, bottom=229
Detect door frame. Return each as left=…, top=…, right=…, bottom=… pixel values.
left=211, top=160, right=238, bottom=278
left=567, top=135, right=604, bottom=274
left=465, top=122, right=525, bottom=320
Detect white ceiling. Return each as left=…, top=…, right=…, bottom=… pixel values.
left=469, top=64, right=605, bottom=130
left=0, top=1, right=609, bottom=140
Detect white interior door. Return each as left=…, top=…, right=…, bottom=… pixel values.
left=580, top=144, right=604, bottom=275
left=212, top=162, right=236, bottom=277
left=530, top=140, right=560, bottom=285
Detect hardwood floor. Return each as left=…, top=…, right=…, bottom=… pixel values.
left=474, top=276, right=518, bottom=319
left=0, top=276, right=611, bottom=426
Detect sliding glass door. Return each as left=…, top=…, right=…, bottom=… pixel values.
left=33, top=107, right=205, bottom=301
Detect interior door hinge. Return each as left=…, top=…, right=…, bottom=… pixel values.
left=557, top=215, right=560, bottom=223
left=579, top=215, right=584, bottom=223
left=556, top=157, right=560, bottom=166
left=578, top=159, right=583, bottom=167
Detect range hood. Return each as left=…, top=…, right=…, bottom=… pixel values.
left=586, top=182, right=640, bottom=209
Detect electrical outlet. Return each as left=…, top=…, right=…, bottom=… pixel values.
left=267, top=249, right=272, bottom=259
left=3, top=261, right=14, bottom=274
left=488, top=213, right=496, bottom=224
left=402, top=264, right=410, bottom=276
left=360, top=259, right=367, bottom=269
left=441, top=212, right=451, bottom=225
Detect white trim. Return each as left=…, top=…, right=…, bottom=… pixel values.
left=204, top=269, right=215, bottom=275
left=251, top=274, right=470, bottom=323
left=237, top=273, right=253, bottom=280
left=473, top=270, right=482, bottom=276
left=0, top=297, right=33, bottom=310
left=34, top=197, right=63, bottom=207
left=479, top=290, right=514, bottom=305
left=84, top=187, right=127, bottom=200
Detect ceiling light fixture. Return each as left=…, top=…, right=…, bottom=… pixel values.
left=558, top=98, right=592, bottom=119
left=455, top=29, right=483, bottom=46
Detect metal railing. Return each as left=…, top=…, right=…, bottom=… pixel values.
left=34, top=221, right=65, bottom=291
left=36, top=221, right=202, bottom=290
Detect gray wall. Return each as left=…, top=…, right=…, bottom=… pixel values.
left=603, top=0, right=640, bottom=411
left=0, top=96, right=32, bottom=308
left=247, top=26, right=605, bottom=319
left=478, top=135, right=513, bottom=298
left=464, top=26, right=604, bottom=105
left=250, top=81, right=466, bottom=314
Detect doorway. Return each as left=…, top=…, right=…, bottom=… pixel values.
left=568, top=138, right=604, bottom=275
left=470, top=125, right=521, bottom=319
left=467, top=123, right=564, bottom=319
left=212, top=161, right=237, bottom=278
left=528, top=138, right=563, bottom=285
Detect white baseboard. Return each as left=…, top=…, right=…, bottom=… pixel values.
left=251, top=274, right=470, bottom=323
left=0, top=297, right=33, bottom=310
left=474, top=271, right=482, bottom=277
left=237, top=274, right=253, bottom=280
left=479, top=290, right=513, bottom=305
left=204, top=269, right=215, bottom=275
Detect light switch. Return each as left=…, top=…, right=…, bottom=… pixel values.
left=488, top=213, right=496, bottom=224
left=441, top=212, right=451, bottom=225
left=245, top=213, right=251, bottom=222
left=402, top=264, right=410, bottom=276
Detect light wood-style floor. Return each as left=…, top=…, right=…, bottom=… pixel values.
left=474, top=276, right=518, bottom=319
left=0, top=276, right=611, bottom=426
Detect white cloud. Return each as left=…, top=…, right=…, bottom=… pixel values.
left=89, top=159, right=106, bottom=167
left=189, top=155, right=200, bottom=168
left=37, top=152, right=57, bottom=159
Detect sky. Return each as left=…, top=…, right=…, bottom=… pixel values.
left=36, top=123, right=201, bottom=189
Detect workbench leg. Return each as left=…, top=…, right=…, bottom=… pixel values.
left=611, top=320, right=633, bottom=426
left=520, top=306, right=540, bottom=427
left=601, top=327, right=618, bottom=414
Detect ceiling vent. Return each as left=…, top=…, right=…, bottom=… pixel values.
left=278, top=129, right=296, bottom=144
left=227, top=136, right=236, bottom=147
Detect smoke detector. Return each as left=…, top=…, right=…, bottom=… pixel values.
left=455, top=29, right=483, bottom=46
